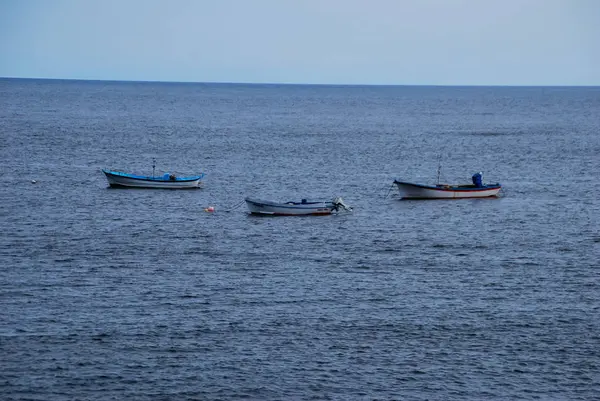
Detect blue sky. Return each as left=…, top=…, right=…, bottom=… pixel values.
left=1, top=0, right=598, bottom=85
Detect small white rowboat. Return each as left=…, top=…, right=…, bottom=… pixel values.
left=245, top=197, right=352, bottom=216
left=393, top=172, right=501, bottom=199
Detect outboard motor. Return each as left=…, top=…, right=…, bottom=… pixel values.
left=472, top=172, right=483, bottom=187
left=332, top=197, right=352, bottom=212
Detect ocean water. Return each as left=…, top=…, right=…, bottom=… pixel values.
left=1, top=78, right=599, bottom=400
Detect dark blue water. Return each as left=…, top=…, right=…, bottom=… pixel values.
left=1, top=78, right=599, bottom=400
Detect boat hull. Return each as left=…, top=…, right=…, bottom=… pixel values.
left=245, top=197, right=335, bottom=216
left=394, top=181, right=501, bottom=199
left=103, top=170, right=203, bottom=189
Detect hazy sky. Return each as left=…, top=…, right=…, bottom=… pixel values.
left=1, top=0, right=598, bottom=85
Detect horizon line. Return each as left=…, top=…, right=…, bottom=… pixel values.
left=1, top=76, right=599, bottom=88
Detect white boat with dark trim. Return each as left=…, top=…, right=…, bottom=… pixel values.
left=102, top=169, right=204, bottom=189
left=393, top=172, right=502, bottom=199
left=245, top=197, right=352, bottom=216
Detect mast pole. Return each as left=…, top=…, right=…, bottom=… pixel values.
left=436, top=154, right=442, bottom=185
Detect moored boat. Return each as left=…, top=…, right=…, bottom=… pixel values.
left=102, top=169, right=204, bottom=189
left=245, top=197, right=352, bottom=216
left=393, top=172, right=501, bottom=199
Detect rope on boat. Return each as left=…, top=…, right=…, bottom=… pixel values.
left=383, top=183, right=395, bottom=199
left=222, top=200, right=245, bottom=212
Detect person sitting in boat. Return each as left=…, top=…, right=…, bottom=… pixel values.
left=472, top=172, right=483, bottom=187
left=169, top=174, right=177, bottom=181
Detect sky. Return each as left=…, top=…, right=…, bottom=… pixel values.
left=0, top=0, right=598, bottom=85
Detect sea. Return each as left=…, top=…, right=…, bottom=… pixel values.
left=1, top=78, right=599, bottom=400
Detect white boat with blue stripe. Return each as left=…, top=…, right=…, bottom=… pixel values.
left=394, top=172, right=501, bottom=199
left=103, top=169, right=204, bottom=189
left=245, top=197, right=352, bottom=216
